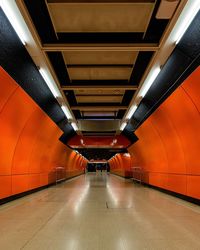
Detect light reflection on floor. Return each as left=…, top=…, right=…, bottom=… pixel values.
left=0, top=172, right=200, bottom=250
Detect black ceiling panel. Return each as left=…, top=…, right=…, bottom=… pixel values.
left=47, top=52, right=71, bottom=85
left=69, top=80, right=130, bottom=86
left=81, top=116, right=116, bottom=120
left=64, top=90, right=77, bottom=106
left=24, top=0, right=57, bottom=43
left=57, top=32, right=144, bottom=44
left=129, top=51, right=154, bottom=85
left=73, top=110, right=82, bottom=119
left=77, top=148, right=128, bottom=160
left=144, top=0, right=169, bottom=43
left=71, top=103, right=125, bottom=107
left=82, top=131, right=116, bottom=135
left=116, top=110, right=126, bottom=119
left=121, top=90, right=135, bottom=105
left=144, top=19, right=169, bottom=43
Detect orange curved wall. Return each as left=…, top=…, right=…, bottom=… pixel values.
left=0, top=67, right=87, bottom=199
left=110, top=66, right=200, bottom=199
left=109, top=153, right=132, bottom=177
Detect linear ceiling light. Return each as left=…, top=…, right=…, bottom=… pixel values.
left=0, top=1, right=76, bottom=130
left=126, top=105, right=137, bottom=120
left=0, top=0, right=26, bottom=45
left=139, top=67, right=161, bottom=98
left=61, top=105, right=72, bottom=120
left=39, top=69, right=74, bottom=121
left=120, top=122, right=127, bottom=131
left=39, top=68, right=61, bottom=98
left=71, top=122, right=79, bottom=131
left=174, top=0, right=200, bottom=44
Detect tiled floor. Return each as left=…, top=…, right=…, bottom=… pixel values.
left=0, top=173, right=200, bottom=250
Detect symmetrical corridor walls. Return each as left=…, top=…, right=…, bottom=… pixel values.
left=0, top=67, right=86, bottom=200
left=110, top=67, right=200, bottom=200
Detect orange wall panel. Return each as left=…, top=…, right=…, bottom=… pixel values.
left=0, top=69, right=18, bottom=112
left=0, top=176, right=12, bottom=199
left=187, top=176, right=200, bottom=199
left=12, top=110, right=43, bottom=175
left=109, top=153, right=132, bottom=177
left=148, top=173, right=168, bottom=190
left=28, top=174, right=41, bottom=190
left=110, top=66, right=200, bottom=200
left=12, top=175, right=29, bottom=195
left=167, top=174, right=187, bottom=195
left=0, top=67, right=86, bottom=200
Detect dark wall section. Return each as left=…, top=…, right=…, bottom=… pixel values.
left=0, top=8, right=73, bottom=140
left=130, top=11, right=200, bottom=130
left=122, top=125, right=138, bottom=144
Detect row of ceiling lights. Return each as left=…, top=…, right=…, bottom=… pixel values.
left=120, top=0, right=200, bottom=131
left=39, top=68, right=79, bottom=131
left=1, top=0, right=199, bottom=133
left=0, top=0, right=79, bottom=131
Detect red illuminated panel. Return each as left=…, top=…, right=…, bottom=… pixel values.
left=68, top=135, right=130, bottom=148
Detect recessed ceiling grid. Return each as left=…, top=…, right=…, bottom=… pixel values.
left=20, top=0, right=178, bottom=136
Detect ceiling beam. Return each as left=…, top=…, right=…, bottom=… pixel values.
left=78, top=120, right=120, bottom=132
left=61, top=85, right=138, bottom=90
left=47, top=0, right=154, bottom=3
left=71, top=106, right=128, bottom=111
left=42, top=43, right=159, bottom=52
left=66, top=64, right=133, bottom=68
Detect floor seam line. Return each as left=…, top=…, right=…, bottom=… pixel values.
left=20, top=210, right=60, bottom=250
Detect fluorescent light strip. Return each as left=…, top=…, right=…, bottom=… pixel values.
left=39, top=68, right=61, bottom=98
left=0, top=0, right=26, bottom=45
left=61, top=105, right=72, bottom=120
left=39, top=69, right=73, bottom=121
left=71, top=122, right=79, bottom=131
left=120, top=122, right=127, bottom=131
left=174, top=0, right=200, bottom=44
left=139, top=67, right=161, bottom=98
left=126, top=105, right=137, bottom=120
left=0, top=1, right=76, bottom=129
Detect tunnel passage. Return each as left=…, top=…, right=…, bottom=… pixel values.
left=0, top=1, right=200, bottom=205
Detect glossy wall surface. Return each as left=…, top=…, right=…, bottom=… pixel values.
left=0, top=67, right=86, bottom=199
left=110, top=67, right=200, bottom=199
left=109, top=153, right=132, bottom=178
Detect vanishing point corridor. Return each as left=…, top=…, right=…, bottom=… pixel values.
left=1, top=1, right=200, bottom=250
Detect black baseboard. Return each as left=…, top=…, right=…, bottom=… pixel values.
left=142, top=183, right=200, bottom=206
left=0, top=173, right=83, bottom=206
left=111, top=174, right=200, bottom=206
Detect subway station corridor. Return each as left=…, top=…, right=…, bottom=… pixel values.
left=1, top=173, right=200, bottom=250
left=0, top=1, right=200, bottom=250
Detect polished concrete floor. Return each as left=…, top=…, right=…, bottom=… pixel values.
left=1, top=173, right=200, bottom=250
